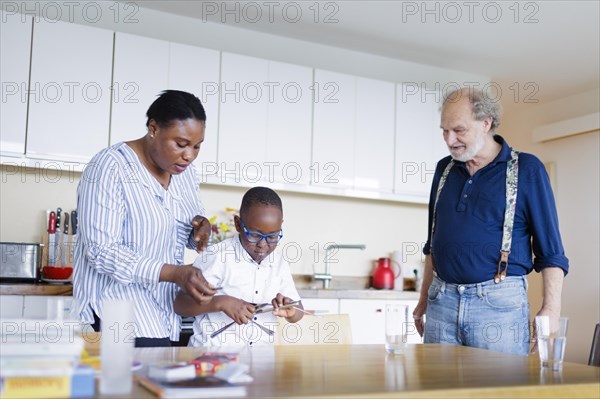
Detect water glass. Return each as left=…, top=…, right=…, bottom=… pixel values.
left=100, top=299, right=135, bottom=395
left=535, top=316, right=568, bottom=371
left=385, top=304, right=409, bottom=354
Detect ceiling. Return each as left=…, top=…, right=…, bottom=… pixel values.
left=140, top=1, right=599, bottom=105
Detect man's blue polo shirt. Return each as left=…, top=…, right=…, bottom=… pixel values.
left=423, top=135, right=569, bottom=284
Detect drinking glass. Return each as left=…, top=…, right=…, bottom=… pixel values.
left=535, top=316, right=568, bottom=371
left=100, top=299, right=135, bottom=395
left=385, top=304, right=409, bottom=354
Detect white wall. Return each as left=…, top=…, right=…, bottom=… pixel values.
left=501, top=88, right=600, bottom=364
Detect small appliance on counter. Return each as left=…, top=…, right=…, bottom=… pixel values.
left=0, top=242, right=42, bottom=282
left=372, top=257, right=400, bottom=290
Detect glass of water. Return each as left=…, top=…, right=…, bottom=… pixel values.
left=385, top=304, right=409, bottom=355
left=535, top=316, right=568, bottom=371
left=100, top=299, right=135, bottom=395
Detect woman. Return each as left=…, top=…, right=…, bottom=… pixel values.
left=74, top=90, right=216, bottom=347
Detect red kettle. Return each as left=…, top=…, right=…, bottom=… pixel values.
left=372, top=258, right=398, bottom=290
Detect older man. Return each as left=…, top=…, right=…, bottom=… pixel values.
left=413, top=87, right=568, bottom=355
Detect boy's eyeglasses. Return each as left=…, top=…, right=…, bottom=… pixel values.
left=241, top=222, right=283, bottom=245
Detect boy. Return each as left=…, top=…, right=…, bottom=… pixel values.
left=174, top=187, right=304, bottom=346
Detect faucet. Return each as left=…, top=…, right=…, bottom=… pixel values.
left=313, top=244, right=367, bottom=289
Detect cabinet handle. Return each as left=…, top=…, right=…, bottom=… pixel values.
left=375, top=309, right=382, bottom=313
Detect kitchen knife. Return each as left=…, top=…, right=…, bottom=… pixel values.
left=48, top=211, right=56, bottom=266
left=55, top=208, right=62, bottom=267
left=70, top=210, right=77, bottom=266
left=62, top=213, right=69, bottom=267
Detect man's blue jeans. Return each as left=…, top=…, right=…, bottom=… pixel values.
left=423, top=274, right=531, bottom=355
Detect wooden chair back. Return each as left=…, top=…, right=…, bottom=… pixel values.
left=275, top=314, right=352, bottom=345
left=589, top=322, right=600, bottom=367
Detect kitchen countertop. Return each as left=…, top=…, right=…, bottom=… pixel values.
left=298, top=288, right=420, bottom=300
left=0, top=282, right=73, bottom=296
left=0, top=284, right=419, bottom=300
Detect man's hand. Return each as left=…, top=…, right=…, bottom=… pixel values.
left=413, top=299, right=427, bottom=337
left=217, top=296, right=255, bottom=325
left=531, top=267, right=564, bottom=354
left=530, top=307, right=561, bottom=354
left=192, top=215, right=211, bottom=253
left=161, top=264, right=216, bottom=305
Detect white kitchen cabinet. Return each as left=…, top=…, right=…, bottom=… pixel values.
left=22, top=295, right=73, bottom=319
left=218, top=53, right=269, bottom=183
left=313, top=72, right=396, bottom=192
left=300, top=298, right=339, bottom=314
left=111, top=32, right=170, bottom=144
left=312, top=70, right=356, bottom=188
left=218, top=54, right=313, bottom=185
left=339, top=298, right=421, bottom=345
left=168, top=42, right=220, bottom=175
left=0, top=295, right=24, bottom=318
left=394, top=85, right=445, bottom=199
left=0, top=11, right=31, bottom=155
left=265, top=61, right=313, bottom=185
left=354, top=77, right=395, bottom=192
left=26, top=19, right=113, bottom=162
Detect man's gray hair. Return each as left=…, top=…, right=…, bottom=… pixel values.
left=442, top=87, right=502, bottom=133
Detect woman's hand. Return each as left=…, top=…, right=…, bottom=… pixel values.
left=192, top=215, right=211, bottom=253
left=218, top=296, right=255, bottom=325
left=160, top=264, right=216, bottom=305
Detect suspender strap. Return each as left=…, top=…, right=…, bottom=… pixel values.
left=495, top=149, right=520, bottom=283
left=430, top=149, right=520, bottom=284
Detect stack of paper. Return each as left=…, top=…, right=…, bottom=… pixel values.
left=0, top=318, right=94, bottom=398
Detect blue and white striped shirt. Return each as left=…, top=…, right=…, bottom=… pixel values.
left=73, top=142, right=205, bottom=340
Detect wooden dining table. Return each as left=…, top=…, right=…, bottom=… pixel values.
left=92, top=343, right=600, bottom=398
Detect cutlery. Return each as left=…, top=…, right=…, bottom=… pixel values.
left=209, top=302, right=286, bottom=339
left=62, top=213, right=69, bottom=267
left=47, top=211, right=56, bottom=266
left=291, top=306, right=316, bottom=316
left=251, top=320, right=274, bottom=336
left=70, top=210, right=77, bottom=266
left=55, top=208, right=62, bottom=267
left=210, top=320, right=274, bottom=338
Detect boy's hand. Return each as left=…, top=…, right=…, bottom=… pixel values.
left=192, top=215, right=211, bottom=253
left=271, top=293, right=298, bottom=319
left=218, top=296, right=256, bottom=325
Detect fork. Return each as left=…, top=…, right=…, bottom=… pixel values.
left=210, top=319, right=274, bottom=338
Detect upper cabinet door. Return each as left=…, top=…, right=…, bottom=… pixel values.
left=312, top=70, right=356, bottom=188
left=1, top=11, right=31, bottom=155
left=218, top=53, right=269, bottom=184
left=354, top=77, right=396, bottom=193
left=265, top=61, right=313, bottom=185
left=168, top=43, right=220, bottom=176
left=394, top=85, right=442, bottom=199
left=111, top=33, right=169, bottom=145
left=26, top=19, right=113, bottom=162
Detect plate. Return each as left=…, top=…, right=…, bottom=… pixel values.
left=41, top=277, right=72, bottom=284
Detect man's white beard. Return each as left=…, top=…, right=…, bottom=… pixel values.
left=450, top=131, right=486, bottom=162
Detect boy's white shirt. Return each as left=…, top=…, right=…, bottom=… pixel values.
left=188, top=235, right=300, bottom=347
